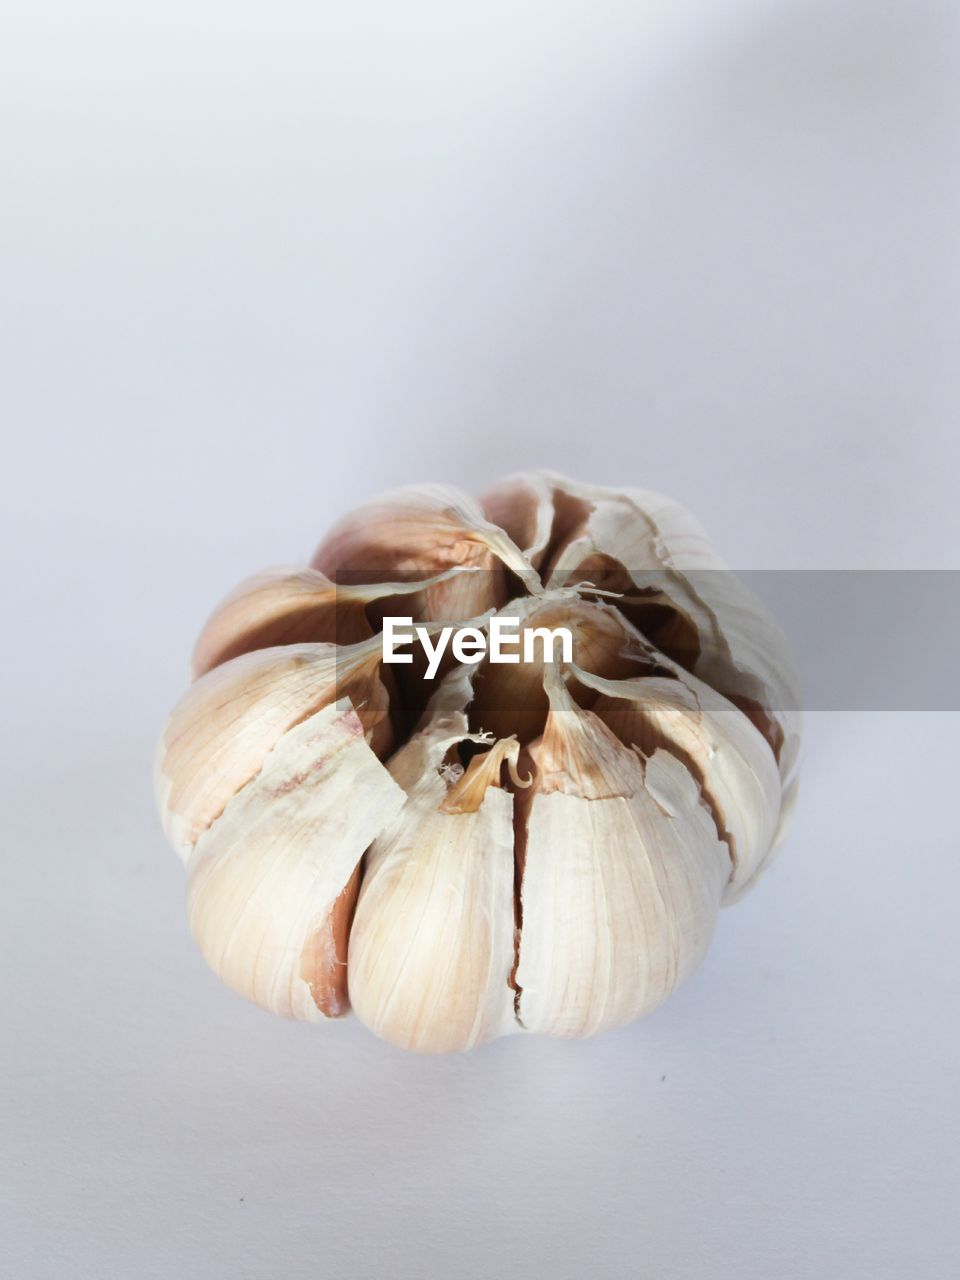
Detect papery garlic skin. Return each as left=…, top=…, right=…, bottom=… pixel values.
left=187, top=700, right=405, bottom=1020
left=156, top=472, right=801, bottom=1050
left=347, top=722, right=520, bottom=1053
left=514, top=675, right=730, bottom=1038
left=156, top=638, right=392, bottom=858
left=576, top=666, right=782, bottom=900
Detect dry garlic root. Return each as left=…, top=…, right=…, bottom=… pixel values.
left=155, top=473, right=800, bottom=1052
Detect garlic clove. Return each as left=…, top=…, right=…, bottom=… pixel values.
left=156, top=636, right=392, bottom=858
left=347, top=675, right=519, bottom=1053
left=191, top=565, right=487, bottom=680
left=187, top=699, right=406, bottom=1021
left=469, top=595, right=648, bottom=743
left=480, top=472, right=556, bottom=570
left=572, top=664, right=782, bottom=901
left=497, top=471, right=801, bottom=787
left=312, top=483, right=541, bottom=621
left=514, top=669, right=729, bottom=1038
left=724, top=774, right=800, bottom=904
left=191, top=567, right=371, bottom=678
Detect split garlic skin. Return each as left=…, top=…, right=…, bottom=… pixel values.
left=155, top=472, right=801, bottom=1053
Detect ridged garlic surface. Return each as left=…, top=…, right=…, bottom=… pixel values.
left=155, top=472, right=801, bottom=1052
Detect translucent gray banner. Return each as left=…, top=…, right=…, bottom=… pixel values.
left=331, top=569, right=960, bottom=711
left=733, top=570, right=959, bottom=711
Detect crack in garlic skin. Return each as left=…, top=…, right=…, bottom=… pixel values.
left=156, top=473, right=800, bottom=1051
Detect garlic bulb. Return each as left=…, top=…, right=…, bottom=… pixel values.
left=156, top=472, right=801, bottom=1052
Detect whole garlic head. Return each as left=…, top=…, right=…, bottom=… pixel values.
left=155, top=473, right=800, bottom=1052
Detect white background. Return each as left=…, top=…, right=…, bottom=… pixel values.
left=3, top=3, right=958, bottom=1277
